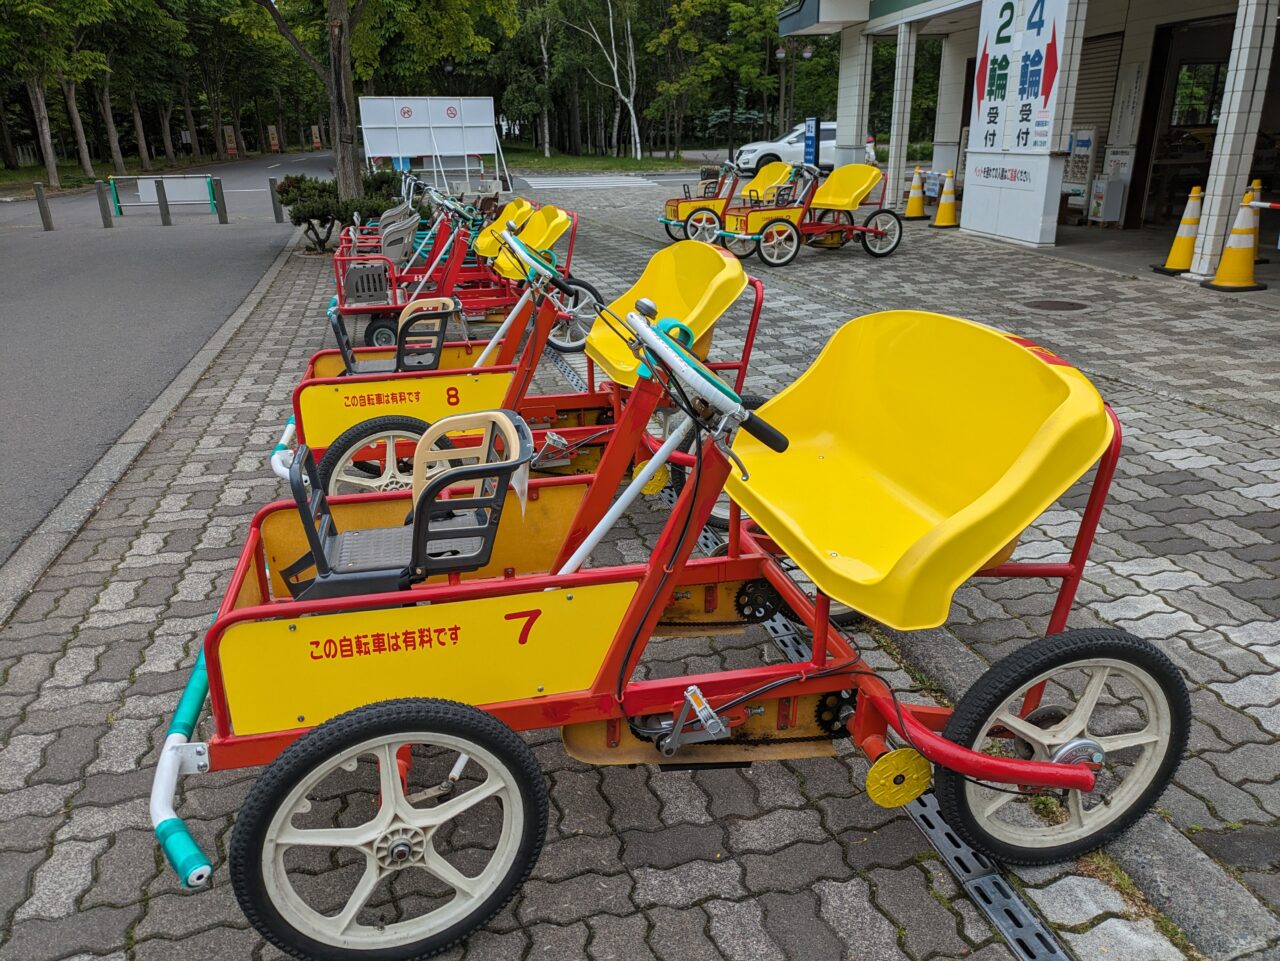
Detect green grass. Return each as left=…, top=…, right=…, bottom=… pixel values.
left=0, top=152, right=262, bottom=198
left=501, top=144, right=701, bottom=174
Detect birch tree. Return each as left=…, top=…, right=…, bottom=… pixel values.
left=564, top=0, right=642, bottom=159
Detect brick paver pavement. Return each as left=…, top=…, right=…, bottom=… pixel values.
left=0, top=185, right=1276, bottom=961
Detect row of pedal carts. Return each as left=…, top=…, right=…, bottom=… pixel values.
left=146, top=168, right=1190, bottom=961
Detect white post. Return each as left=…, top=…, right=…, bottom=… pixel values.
left=887, top=22, right=919, bottom=211
left=835, top=25, right=875, bottom=169
left=1187, top=0, right=1279, bottom=280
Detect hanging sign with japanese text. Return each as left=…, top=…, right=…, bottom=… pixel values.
left=968, top=0, right=1067, bottom=155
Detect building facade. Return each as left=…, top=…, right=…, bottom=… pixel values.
left=780, top=0, right=1279, bottom=275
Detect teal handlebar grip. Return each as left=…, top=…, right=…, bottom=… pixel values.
left=156, top=818, right=212, bottom=888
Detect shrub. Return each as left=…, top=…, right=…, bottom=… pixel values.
left=274, top=174, right=398, bottom=252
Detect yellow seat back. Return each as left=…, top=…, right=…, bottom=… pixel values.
left=727, top=311, right=1114, bottom=630
left=810, top=164, right=882, bottom=211
left=739, top=162, right=792, bottom=203
left=586, top=241, right=747, bottom=387
left=492, top=205, right=572, bottom=281
left=473, top=198, right=535, bottom=260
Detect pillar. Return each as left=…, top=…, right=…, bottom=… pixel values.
left=1188, top=0, right=1279, bottom=279
left=835, top=24, right=874, bottom=168
left=932, top=27, right=979, bottom=174
left=887, top=21, right=919, bottom=210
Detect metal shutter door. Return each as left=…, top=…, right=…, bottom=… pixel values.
left=1073, top=33, right=1124, bottom=183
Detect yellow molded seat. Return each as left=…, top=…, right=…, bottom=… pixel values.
left=810, top=164, right=882, bottom=211
left=473, top=198, right=535, bottom=260
left=492, top=205, right=572, bottom=281
left=740, top=162, right=793, bottom=203
left=727, top=311, right=1114, bottom=631
left=586, top=241, right=747, bottom=387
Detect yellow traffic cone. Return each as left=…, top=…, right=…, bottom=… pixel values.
left=1152, top=186, right=1202, bottom=275
left=1251, top=178, right=1269, bottom=264
left=1201, top=192, right=1267, bottom=292
left=930, top=170, right=958, bottom=229
left=904, top=167, right=928, bottom=220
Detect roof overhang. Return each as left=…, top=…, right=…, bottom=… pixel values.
left=778, top=0, right=870, bottom=36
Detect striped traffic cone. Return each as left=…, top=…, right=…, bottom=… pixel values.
left=930, top=170, right=958, bottom=229
left=1201, top=192, right=1267, bottom=292
left=1251, top=179, right=1270, bottom=264
left=904, top=167, right=928, bottom=220
left=1152, top=186, right=1202, bottom=275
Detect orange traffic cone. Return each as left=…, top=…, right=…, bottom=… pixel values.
left=904, top=167, right=927, bottom=220
left=1251, top=178, right=1269, bottom=264
left=1201, top=192, right=1267, bottom=292
left=930, top=170, right=958, bottom=229
left=1152, top=186, right=1202, bottom=275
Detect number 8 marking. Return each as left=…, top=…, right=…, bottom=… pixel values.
left=505, top=609, right=542, bottom=645
left=446, top=386, right=460, bottom=406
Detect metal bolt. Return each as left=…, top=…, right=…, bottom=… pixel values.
left=565, top=594, right=574, bottom=600
left=297, top=715, right=306, bottom=723
left=195, top=746, right=206, bottom=756
left=536, top=685, right=544, bottom=693
left=288, top=624, right=296, bottom=631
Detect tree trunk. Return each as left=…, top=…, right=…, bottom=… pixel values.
left=158, top=102, right=176, bottom=164
left=568, top=85, right=581, bottom=156
left=610, top=99, right=621, bottom=157
left=229, top=90, right=247, bottom=155
left=0, top=86, right=18, bottom=170
left=276, top=94, right=287, bottom=151
left=327, top=0, right=362, bottom=199
left=59, top=75, right=95, bottom=177
left=181, top=80, right=202, bottom=157
left=130, top=91, right=151, bottom=170
left=25, top=77, right=60, bottom=187
left=96, top=78, right=126, bottom=175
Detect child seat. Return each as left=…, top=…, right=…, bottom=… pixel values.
left=342, top=261, right=393, bottom=306
left=473, top=199, right=536, bottom=260
left=727, top=311, right=1114, bottom=631
left=740, top=162, right=792, bottom=204
left=281, top=411, right=535, bottom=601
left=585, top=241, right=746, bottom=387
left=328, top=297, right=457, bottom=376
left=378, top=213, right=423, bottom=268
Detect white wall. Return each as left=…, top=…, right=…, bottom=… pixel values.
left=932, top=26, right=978, bottom=172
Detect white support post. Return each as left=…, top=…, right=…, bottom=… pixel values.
left=835, top=24, right=875, bottom=168
left=1188, top=0, right=1279, bottom=280
left=887, top=21, right=920, bottom=211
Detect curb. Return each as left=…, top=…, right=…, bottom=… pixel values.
left=0, top=224, right=304, bottom=629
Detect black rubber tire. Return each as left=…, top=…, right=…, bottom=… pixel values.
left=934, top=629, right=1190, bottom=866
left=317, top=415, right=452, bottom=495
left=230, top=698, right=547, bottom=961
left=669, top=395, right=766, bottom=532
left=663, top=221, right=686, bottom=242
left=756, top=219, right=802, bottom=268
left=860, top=208, right=903, bottom=258
left=547, top=276, right=603, bottom=354
left=754, top=154, right=780, bottom=172
left=364, top=316, right=398, bottom=348
left=809, top=209, right=854, bottom=248
left=720, top=234, right=757, bottom=260
left=683, top=208, right=722, bottom=245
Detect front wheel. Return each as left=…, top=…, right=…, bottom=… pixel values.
left=364, top=316, right=398, bottom=348
left=934, top=629, right=1190, bottom=866
left=684, top=208, right=722, bottom=244
left=547, top=277, right=602, bottom=353
left=860, top=208, right=903, bottom=258
left=720, top=234, right=757, bottom=260
left=230, top=698, right=547, bottom=961
left=663, top=220, right=686, bottom=242
left=757, top=219, right=801, bottom=268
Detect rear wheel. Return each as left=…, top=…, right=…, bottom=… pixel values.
left=684, top=208, right=722, bottom=244
left=809, top=209, right=854, bottom=248
left=547, top=277, right=602, bottom=353
left=934, top=630, right=1190, bottom=866
left=364, top=317, right=398, bottom=348
left=230, top=698, right=547, bottom=961
left=757, top=219, right=801, bottom=267
left=318, top=415, right=452, bottom=496
left=663, top=221, right=686, bottom=242
left=720, top=234, right=757, bottom=259
left=860, top=208, right=903, bottom=258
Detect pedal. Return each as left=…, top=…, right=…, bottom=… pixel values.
left=658, top=685, right=730, bottom=757
left=866, top=747, right=932, bottom=807
left=533, top=431, right=571, bottom=469
left=632, top=459, right=671, bottom=496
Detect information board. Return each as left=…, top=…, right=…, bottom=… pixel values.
left=803, top=117, right=817, bottom=166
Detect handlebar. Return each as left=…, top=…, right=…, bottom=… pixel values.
left=622, top=306, right=788, bottom=453
left=499, top=225, right=574, bottom=295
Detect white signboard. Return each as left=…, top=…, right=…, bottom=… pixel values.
left=968, top=0, right=1069, bottom=156
left=139, top=177, right=209, bottom=204
left=359, top=97, right=498, bottom=161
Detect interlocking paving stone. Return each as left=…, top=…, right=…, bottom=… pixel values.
left=1, top=191, right=1277, bottom=960
left=1063, top=918, right=1184, bottom=961
left=1025, top=874, right=1127, bottom=926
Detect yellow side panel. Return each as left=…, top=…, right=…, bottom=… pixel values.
left=298, top=371, right=514, bottom=449
left=219, top=582, right=637, bottom=735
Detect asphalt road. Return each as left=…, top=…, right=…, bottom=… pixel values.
left=0, top=151, right=332, bottom=564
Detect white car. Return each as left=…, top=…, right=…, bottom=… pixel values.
left=735, top=122, right=837, bottom=173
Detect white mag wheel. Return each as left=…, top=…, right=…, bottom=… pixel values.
left=934, top=630, right=1189, bottom=865
left=231, top=699, right=547, bottom=961
left=757, top=219, right=801, bottom=267
left=547, top=277, right=603, bottom=353
left=317, top=416, right=440, bottom=496
left=860, top=208, right=903, bottom=257
left=684, top=208, right=722, bottom=244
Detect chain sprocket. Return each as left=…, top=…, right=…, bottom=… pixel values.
left=734, top=579, right=781, bottom=623
left=814, top=690, right=857, bottom=738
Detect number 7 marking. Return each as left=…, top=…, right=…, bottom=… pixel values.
left=504, top=609, right=542, bottom=645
